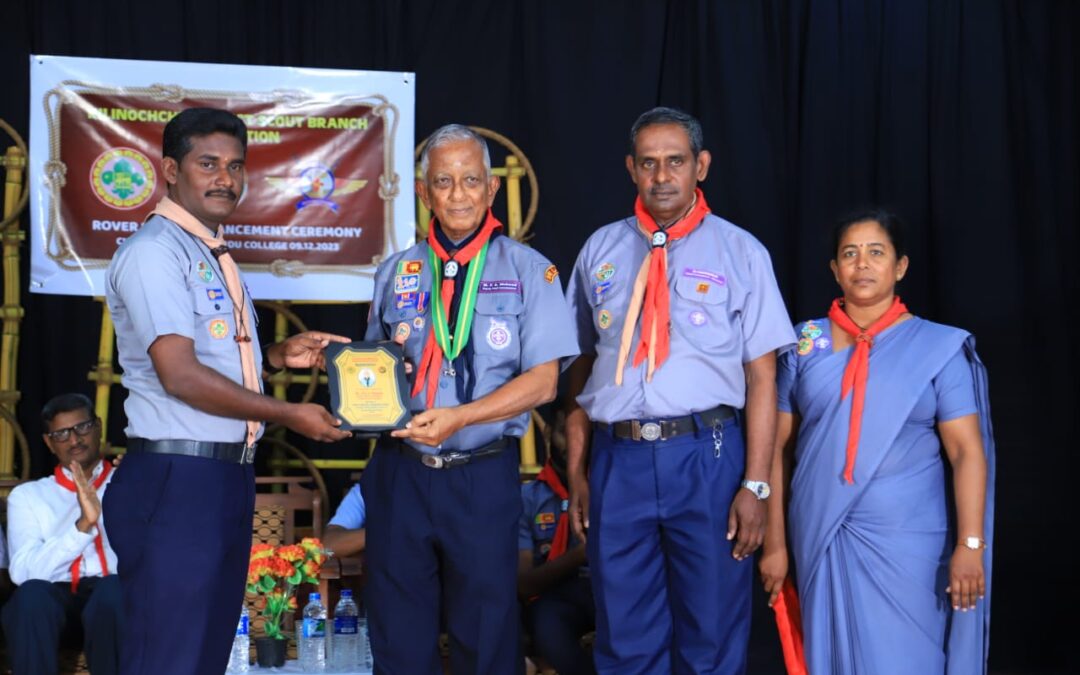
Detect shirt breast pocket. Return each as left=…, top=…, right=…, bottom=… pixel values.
left=672, top=274, right=736, bottom=351
left=192, top=286, right=235, bottom=346
left=472, top=292, right=524, bottom=359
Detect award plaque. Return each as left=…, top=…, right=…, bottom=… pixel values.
left=324, top=341, right=412, bottom=431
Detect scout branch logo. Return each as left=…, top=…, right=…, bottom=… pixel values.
left=265, top=163, right=368, bottom=213
left=89, top=148, right=156, bottom=210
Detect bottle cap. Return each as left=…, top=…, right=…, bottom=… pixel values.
left=340, top=589, right=352, bottom=598
left=310, top=592, right=321, bottom=600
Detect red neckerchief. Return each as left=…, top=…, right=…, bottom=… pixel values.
left=772, top=578, right=808, bottom=675
left=412, top=210, right=503, bottom=408
left=827, top=296, right=908, bottom=483
left=616, top=189, right=711, bottom=383
left=53, top=460, right=113, bottom=593
left=535, top=458, right=570, bottom=562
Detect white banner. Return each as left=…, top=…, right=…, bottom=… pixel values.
left=29, top=55, right=416, bottom=301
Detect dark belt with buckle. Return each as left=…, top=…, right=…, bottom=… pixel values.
left=600, top=404, right=737, bottom=442
left=126, top=438, right=256, bottom=464
left=386, top=436, right=513, bottom=470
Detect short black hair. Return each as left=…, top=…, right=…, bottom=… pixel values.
left=832, top=208, right=908, bottom=260
left=629, top=106, right=704, bottom=157
left=41, top=393, right=95, bottom=428
left=162, top=107, right=247, bottom=163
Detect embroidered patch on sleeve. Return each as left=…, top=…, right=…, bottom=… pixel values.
left=544, top=264, right=558, bottom=284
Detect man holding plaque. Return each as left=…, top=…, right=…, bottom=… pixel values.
left=103, top=108, right=352, bottom=675
left=362, top=124, right=579, bottom=674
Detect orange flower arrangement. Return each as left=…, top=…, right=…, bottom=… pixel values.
left=246, top=538, right=328, bottom=640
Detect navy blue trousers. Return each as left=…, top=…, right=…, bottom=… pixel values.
left=361, top=446, right=522, bottom=675
left=101, top=452, right=254, bottom=675
left=524, top=575, right=596, bottom=675
left=588, top=416, right=752, bottom=675
left=1, top=575, right=123, bottom=675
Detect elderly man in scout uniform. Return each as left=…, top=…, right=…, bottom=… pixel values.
left=103, top=107, right=351, bottom=675
left=362, top=124, right=579, bottom=674
left=564, top=107, right=796, bottom=674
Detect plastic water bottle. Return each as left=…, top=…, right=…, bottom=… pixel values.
left=300, top=592, right=327, bottom=672
left=358, top=605, right=374, bottom=672
left=331, top=590, right=359, bottom=670
left=226, top=604, right=249, bottom=672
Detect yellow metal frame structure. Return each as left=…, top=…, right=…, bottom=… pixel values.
left=1, top=119, right=30, bottom=481
left=82, top=126, right=546, bottom=487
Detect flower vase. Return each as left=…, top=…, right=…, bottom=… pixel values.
left=254, top=636, right=287, bottom=668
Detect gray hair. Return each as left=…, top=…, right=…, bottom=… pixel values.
left=419, top=124, right=492, bottom=179
left=629, top=107, right=704, bottom=157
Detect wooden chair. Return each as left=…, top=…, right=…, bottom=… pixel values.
left=253, top=475, right=323, bottom=545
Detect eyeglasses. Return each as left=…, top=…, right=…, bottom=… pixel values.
left=46, top=419, right=98, bottom=442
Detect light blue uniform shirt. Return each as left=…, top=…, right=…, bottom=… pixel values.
left=328, top=483, right=366, bottom=529
left=366, top=235, right=579, bottom=453
left=567, top=213, right=795, bottom=423
left=106, top=214, right=264, bottom=442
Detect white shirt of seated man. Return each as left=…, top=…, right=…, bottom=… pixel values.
left=6, top=406, right=117, bottom=586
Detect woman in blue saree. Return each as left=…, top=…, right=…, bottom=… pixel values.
left=760, top=211, right=994, bottom=674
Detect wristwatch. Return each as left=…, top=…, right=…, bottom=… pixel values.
left=740, top=480, right=771, bottom=500
left=961, top=536, right=985, bottom=551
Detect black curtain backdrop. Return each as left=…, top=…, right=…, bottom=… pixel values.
left=0, top=2, right=1075, bottom=672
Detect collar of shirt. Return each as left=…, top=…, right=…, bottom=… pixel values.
left=4, top=468, right=118, bottom=584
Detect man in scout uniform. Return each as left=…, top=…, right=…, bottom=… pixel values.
left=103, top=107, right=351, bottom=675
left=564, top=107, right=796, bottom=673
left=363, top=124, right=579, bottom=674
left=3, top=393, right=123, bottom=675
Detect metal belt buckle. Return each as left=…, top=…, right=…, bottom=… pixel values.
left=640, top=422, right=662, bottom=442
left=242, top=444, right=256, bottom=464
left=422, top=454, right=445, bottom=469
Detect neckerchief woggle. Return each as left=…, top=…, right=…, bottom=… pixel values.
left=54, top=461, right=113, bottom=593
left=412, top=210, right=503, bottom=408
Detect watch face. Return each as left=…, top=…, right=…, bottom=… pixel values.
left=743, top=480, right=770, bottom=500
left=964, top=536, right=983, bottom=550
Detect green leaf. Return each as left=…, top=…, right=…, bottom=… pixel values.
left=259, top=576, right=276, bottom=593
left=287, top=569, right=303, bottom=586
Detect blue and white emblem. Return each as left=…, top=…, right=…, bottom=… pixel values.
left=486, top=318, right=511, bottom=350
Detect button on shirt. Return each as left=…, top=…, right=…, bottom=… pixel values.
left=567, top=214, right=796, bottom=423
left=5, top=462, right=117, bottom=585
left=366, top=235, right=580, bottom=452
left=106, top=214, right=264, bottom=442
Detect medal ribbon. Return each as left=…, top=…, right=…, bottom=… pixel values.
left=827, top=296, right=908, bottom=483
left=148, top=196, right=261, bottom=446
left=615, top=188, right=710, bottom=384
left=535, top=458, right=570, bottom=562
left=412, top=210, right=502, bottom=408
left=53, top=461, right=113, bottom=593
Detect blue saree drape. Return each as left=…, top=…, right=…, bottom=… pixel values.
left=778, top=318, right=995, bottom=674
